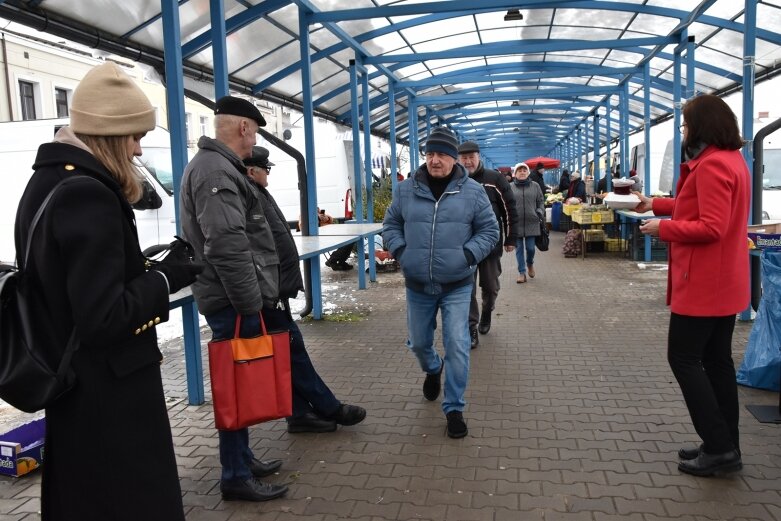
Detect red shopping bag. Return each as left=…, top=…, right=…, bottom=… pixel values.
left=208, top=313, right=292, bottom=430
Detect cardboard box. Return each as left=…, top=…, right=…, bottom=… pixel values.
left=748, top=223, right=781, bottom=251
left=0, top=418, right=44, bottom=477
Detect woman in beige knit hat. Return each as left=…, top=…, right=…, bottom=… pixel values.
left=14, top=61, right=198, bottom=521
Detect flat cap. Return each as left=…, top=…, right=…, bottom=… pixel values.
left=457, top=141, right=480, bottom=154
left=244, top=146, right=275, bottom=168
left=214, top=96, right=266, bottom=128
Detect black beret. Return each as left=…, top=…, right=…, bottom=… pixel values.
left=244, top=146, right=275, bottom=168
left=214, top=96, right=266, bottom=128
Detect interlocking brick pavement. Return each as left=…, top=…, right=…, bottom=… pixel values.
left=1, top=230, right=780, bottom=520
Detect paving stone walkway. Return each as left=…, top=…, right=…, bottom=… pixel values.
left=1, top=230, right=780, bottom=520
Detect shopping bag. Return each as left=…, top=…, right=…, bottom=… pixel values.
left=535, top=218, right=550, bottom=252
left=208, top=313, right=292, bottom=430
left=737, top=252, right=781, bottom=391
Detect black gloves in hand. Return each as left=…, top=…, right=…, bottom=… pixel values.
left=149, top=236, right=204, bottom=294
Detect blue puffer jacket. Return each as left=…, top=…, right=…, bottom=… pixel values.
left=383, top=163, right=499, bottom=295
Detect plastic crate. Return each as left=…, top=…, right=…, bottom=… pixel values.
left=562, top=204, right=582, bottom=216
left=584, top=229, right=605, bottom=242
left=572, top=209, right=614, bottom=224
left=604, top=238, right=627, bottom=252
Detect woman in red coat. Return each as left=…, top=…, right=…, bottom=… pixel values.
left=635, top=94, right=749, bottom=477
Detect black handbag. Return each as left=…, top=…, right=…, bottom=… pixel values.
left=535, top=218, right=550, bottom=252
left=0, top=180, right=79, bottom=413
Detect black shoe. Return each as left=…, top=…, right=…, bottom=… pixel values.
left=286, top=412, right=337, bottom=433
left=446, top=411, right=468, bottom=439
left=678, top=449, right=742, bottom=477
left=328, top=404, right=366, bottom=426
left=423, top=363, right=443, bottom=401
left=220, top=477, right=288, bottom=502
left=326, top=259, right=349, bottom=271
left=478, top=314, right=491, bottom=335
left=470, top=328, right=479, bottom=349
left=338, top=261, right=353, bottom=270
left=678, top=444, right=704, bottom=461
left=249, top=458, right=283, bottom=478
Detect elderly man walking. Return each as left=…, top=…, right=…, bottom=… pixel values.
left=457, top=141, right=518, bottom=347
left=383, top=127, right=499, bottom=438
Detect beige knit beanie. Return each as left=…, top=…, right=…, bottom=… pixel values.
left=70, top=61, right=155, bottom=136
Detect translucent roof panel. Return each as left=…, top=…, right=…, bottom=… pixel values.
left=1, top=0, right=780, bottom=160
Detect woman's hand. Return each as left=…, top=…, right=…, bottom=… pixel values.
left=633, top=192, right=654, bottom=213
left=639, top=219, right=660, bottom=237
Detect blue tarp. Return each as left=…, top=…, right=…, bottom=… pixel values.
left=737, top=251, right=781, bottom=391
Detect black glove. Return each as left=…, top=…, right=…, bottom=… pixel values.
left=150, top=236, right=204, bottom=294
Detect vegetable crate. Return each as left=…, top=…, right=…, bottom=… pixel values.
left=572, top=209, right=614, bottom=224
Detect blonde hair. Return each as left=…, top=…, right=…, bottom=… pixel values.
left=76, top=133, right=143, bottom=203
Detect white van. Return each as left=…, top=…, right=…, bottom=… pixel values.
left=761, top=137, right=781, bottom=222
left=0, top=118, right=177, bottom=263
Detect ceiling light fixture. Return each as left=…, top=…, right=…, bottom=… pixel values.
left=504, top=9, right=523, bottom=22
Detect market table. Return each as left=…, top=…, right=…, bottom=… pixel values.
left=615, top=210, right=670, bottom=262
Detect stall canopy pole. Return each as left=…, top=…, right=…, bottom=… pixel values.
left=643, top=62, right=651, bottom=196
left=672, top=37, right=683, bottom=193
left=298, top=6, right=323, bottom=320
left=210, top=0, right=228, bottom=98
left=593, top=114, right=600, bottom=185
left=389, top=85, right=398, bottom=191
left=349, top=59, right=364, bottom=226
left=741, top=0, right=758, bottom=323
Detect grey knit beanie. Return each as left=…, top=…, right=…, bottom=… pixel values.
left=425, top=127, right=459, bottom=159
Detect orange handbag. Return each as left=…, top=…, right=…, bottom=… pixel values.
left=208, top=314, right=292, bottom=430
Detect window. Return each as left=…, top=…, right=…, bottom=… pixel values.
left=55, top=88, right=69, bottom=117
left=185, top=112, right=192, bottom=142
left=200, top=116, right=208, bottom=138
left=19, top=80, right=36, bottom=120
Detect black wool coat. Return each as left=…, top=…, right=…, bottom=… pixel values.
left=14, top=142, right=184, bottom=521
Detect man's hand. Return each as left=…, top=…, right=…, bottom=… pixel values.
left=504, top=245, right=515, bottom=252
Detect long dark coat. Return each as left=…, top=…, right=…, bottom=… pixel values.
left=14, top=142, right=184, bottom=521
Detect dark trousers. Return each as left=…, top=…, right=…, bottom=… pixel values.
left=205, top=304, right=340, bottom=482
left=469, top=252, right=502, bottom=329
left=667, top=313, right=740, bottom=454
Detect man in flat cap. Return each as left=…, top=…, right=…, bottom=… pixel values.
left=457, top=141, right=518, bottom=347
left=383, top=127, right=498, bottom=439
left=179, top=96, right=288, bottom=502
left=243, top=145, right=365, bottom=431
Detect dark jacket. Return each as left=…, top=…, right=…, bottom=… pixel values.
left=567, top=178, right=587, bottom=201
left=469, top=162, right=519, bottom=257
left=383, top=163, right=499, bottom=295
left=557, top=172, right=571, bottom=194
left=530, top=170, right=547, bottom=196
left=180, top=136, right=280, bottom=315
left=257, top=185, right=305, bottom=299
left=14, top=140, right=183, bottom=521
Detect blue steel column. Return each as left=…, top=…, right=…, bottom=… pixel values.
left=361, top=67, right=375, bottom=284
left=620, top=83, right=629, bottom=179
left=605, top=103, right=612, bottom=190
left=741, top=0, right=757, bottom=322
left=409, top=102, right=419, bottom=170
left=162, top=0, right=202, bottom=405
left=389, top=86, right=398, bottom=191
left=577, top=127, right=582, bottom=176
left=672, top=37, right=683, bottom=192
left=643, top=63, right=651, bottom=197
left=298, top=7, right=323, bottom=319
left=584, top=121, right=590, bottom=181
left=210, top=0, right=229, bottom=97
left=593, top=114, right=600, bottom=184
left=349, top=61, right=364, bottom=226
left=685, top=33, right=695, bottom=100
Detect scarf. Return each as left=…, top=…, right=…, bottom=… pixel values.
left=514, top=177, right=531, bottom=187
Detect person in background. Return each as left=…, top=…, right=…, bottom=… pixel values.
left=245, top=146, right=366, bottom=428
left=14, top=62, right=200, bottom=521
left=597, top=168, right=620, bottom=195
left=530, top=161, right=548, bottom=195
left=555, top=168, right=571, bottom=195
left=319, top=209, right=354, bottom=271
left=635, top=94, right=748, bottom=477
left=383, top=127, right=498, bottom=439
left=629, top=168, right=644, bottom=194
left=179, top=96, right=290, bottom=503
left=457, top=141, right=518, bottom=348
left=566, top=171, right=587, bottom=202
left=509, top=162, right=544, bottom=283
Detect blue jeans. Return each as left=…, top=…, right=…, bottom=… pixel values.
left=205, top=304, right=341, bottom=482
left=405, top=284, right=472, bottom=414
left=205, top=308, right=261, bottom=483
left=515, top=236, right=536, bottom=273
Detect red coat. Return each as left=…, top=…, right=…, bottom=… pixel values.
left=652, top=145, right=750, bottom=316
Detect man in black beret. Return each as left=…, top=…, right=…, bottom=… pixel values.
left=457, top=141, right=519, bottom=347
left=180, top=97, right=287, bottom=503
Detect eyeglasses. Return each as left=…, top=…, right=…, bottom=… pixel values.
left=251, top=165, right=271, bottom=174
left=679, top=122, right=687, bottom=132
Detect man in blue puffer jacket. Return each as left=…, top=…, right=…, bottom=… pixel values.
left=382, top=127, right=499, bottom=438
